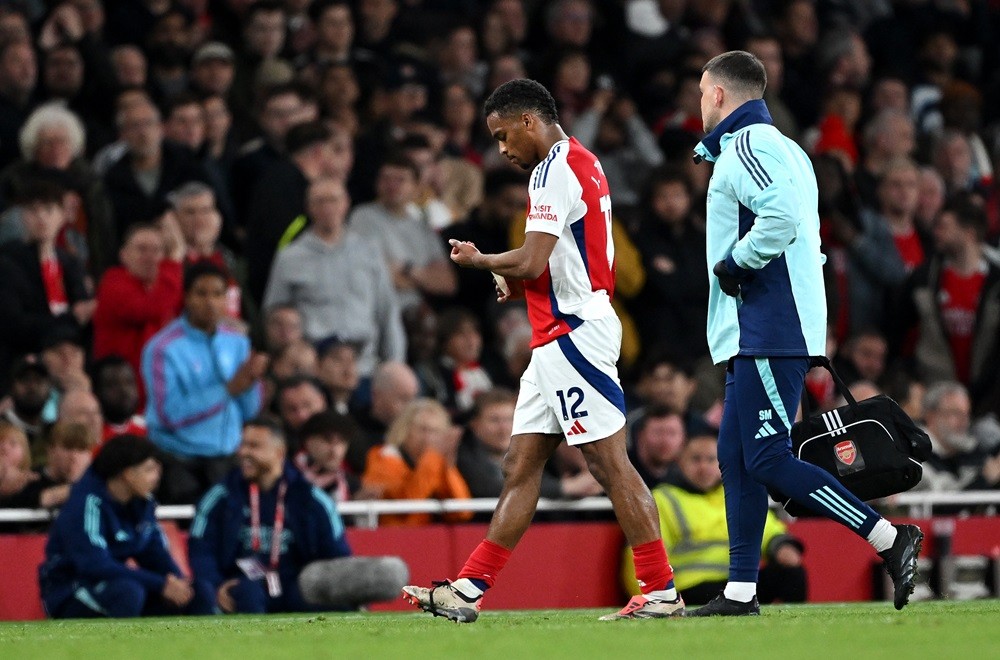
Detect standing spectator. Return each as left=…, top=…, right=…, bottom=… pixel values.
left=92, top=356, right=147, bottom=449
left=92, top=222, right=184, bottom=391
left=57, top=389, right=103, bottom=451
left=2, top=357, right=51, bottom=448
left=627, top=407, right=686, bottom=489
left=0, top=103, right=116, bottom=277
left=632, top=168, right=710, bottom=361
left=102, top=96, right=210, bottom=238
left=189, top=42, right=236, bottom=99
left=1, top=421, right=93, bottom=509
left=0, top=180, right=93, bottom=391
left=744, top=34, right=798, bottom=141
left=263, top=177, right=406, bottom=375
left=40, top=326, right=91, bottom=404
left=246, top=121, right=340, bottom=305
left=0, top=39, right=38, bottom=170
left=573, top=89, right=664, bottom=213
left=38, top=436, right=214, bottom=618
left=187, top=418, right=356, bottom=614
left=142, top=261, right=267, bottom=504
left=901, top=195, right=1000, bottom=417
left=296, top=410, right=361, bottom=502
left=348, top=155, right=457, bottom=311
left=361, top=398, right=472, bottom=526
left=629, top=354, right=711, bottom=438
left=834, top=330, right=888, bottom=387
left=854, top=110, right=916, bottom=209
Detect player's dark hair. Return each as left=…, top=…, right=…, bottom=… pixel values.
left=183, top=259, right=229, bottom=293
left=702, top=50, right=767, bottom=99
left=483, top=79, right=559, bottom=124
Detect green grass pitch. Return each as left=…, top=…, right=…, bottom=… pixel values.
left=1, top=601, right=998, bottom=659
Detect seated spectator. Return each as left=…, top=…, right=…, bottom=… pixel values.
left=628, top=353, right=711, bottom=437
left=56, top=389, right=103, bottom=453
left=92, top=222, right=184, bottom=397
left=315, top=337, right=360, bottom=416
left=269, top=340, right=319, bottom=381
left=349, top=361, right=420, bottom=473
left=263, top=304, right=303, bottom=355
left=1, top=421, right=93, bottom=509
left=1, top=356, right=51, bottom=448
left=92, top=356, right=147, bottom=451
left=456, top=388, right=601, bottom=499
left=0, top=179, right=94, bottom=388
left=622, top=435, right=806, bottom=605
left=296, top=410, right=361, bottom=502
left=347, top=156, right=457, bottom=311
left=627, top=406, right=686, bottom=489
left=189, top=418, right=405, bottom=613
left=0, top=102, right=116, bottom=276
left=361, top=399, right=473, bottom=526
left=420, top=308, right=493, bottom=418
left=40, top=325, right=92, bottom=411
left=275, top=376, right=328, bottom=454
left=0, top=421, right=35, bottom=501
left=142, top=261, right=266, bottom=504
left=833, top=329, right=888, bottom=386
left=263, top=177, right=406, bottom=377
left=38, top=436, right=214, bottom=618
left=914, top=382, right=1000, bottom=493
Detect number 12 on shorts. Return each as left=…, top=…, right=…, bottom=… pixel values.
left=556, top=387, right=589, bottom=421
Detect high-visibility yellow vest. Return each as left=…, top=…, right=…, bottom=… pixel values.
left=622, top=483, right=788, bottom=594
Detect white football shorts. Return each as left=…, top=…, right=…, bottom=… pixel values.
left=511, top=315, right=626, bottom=445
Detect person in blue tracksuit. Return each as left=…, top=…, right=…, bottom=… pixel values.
left=687, top=51, right=923, bottom=616
left=188, top=417, right=352, bottom=614
left=141, top=259, right=267, bottom=504
left=38, top=435, right=214, bottom=618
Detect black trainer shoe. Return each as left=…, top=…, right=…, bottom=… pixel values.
left=878, top=524, right=923, bottom=610
left=687, top=592, right=760, bottom=617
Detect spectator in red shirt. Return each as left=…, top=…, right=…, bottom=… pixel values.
left=900, top=195, right=1000, bottom=417
left=92, top=221, right=184, bottom=397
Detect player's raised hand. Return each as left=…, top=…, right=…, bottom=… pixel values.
left=448, top=239, right=481, bottom=268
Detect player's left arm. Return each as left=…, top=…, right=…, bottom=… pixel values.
left=724, top=133, right=803, bottom=277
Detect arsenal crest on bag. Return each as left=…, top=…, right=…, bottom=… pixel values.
left=771, top=357, right=933, bottom=517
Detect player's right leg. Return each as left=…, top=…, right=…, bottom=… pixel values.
left=402, top=359, right=564, bottom=623
left=401, top=432, right=561, bottom=622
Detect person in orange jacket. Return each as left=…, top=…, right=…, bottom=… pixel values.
left=361, top=398, right=473, bottom=526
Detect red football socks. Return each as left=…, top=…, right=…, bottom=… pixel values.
left=632, top=540, right=675, bottom=593
left=457, top=539, right=512, bottom=589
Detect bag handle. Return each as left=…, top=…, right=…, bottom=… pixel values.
left=801, top=356, right=859, bottom=420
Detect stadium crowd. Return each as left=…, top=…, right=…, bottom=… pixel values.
left=1, top=0, right=1000, bottom=612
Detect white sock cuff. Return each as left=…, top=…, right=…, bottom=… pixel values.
left=724, top=581, right=757, bottom=602
left=867, top=519, right=897, bottom=553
